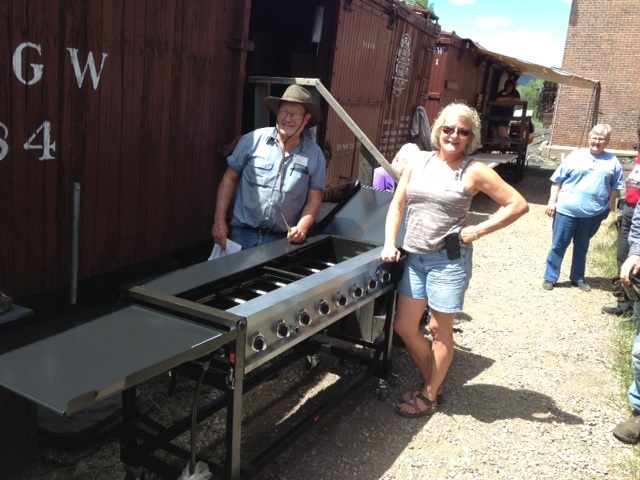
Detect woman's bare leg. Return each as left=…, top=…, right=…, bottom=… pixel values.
left=424, top=309, right=455, bottom=403
left=393, top=293, right=431, bottom=389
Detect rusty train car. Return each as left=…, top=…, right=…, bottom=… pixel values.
left=425, top=30, right=518, bottom=136
left=1, top=1, right=249, bottom=302
left=426, top=31, right=488, bottom=121
left=1, top=0, right=440, bottom=303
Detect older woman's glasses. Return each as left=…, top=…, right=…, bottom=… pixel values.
left=277, top=110, right=304, bottom=121
left=442, top=125, right=471, bottom=137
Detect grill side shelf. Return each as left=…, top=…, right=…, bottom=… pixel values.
left=127, top=286, right=244, bottom=331
left=0, top=302, right=238, bottom=415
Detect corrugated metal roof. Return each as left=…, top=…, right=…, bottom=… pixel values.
left=473, top=44, right=599, bottom=89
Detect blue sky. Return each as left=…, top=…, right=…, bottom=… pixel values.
left=432, top=0, right=572, bottom=68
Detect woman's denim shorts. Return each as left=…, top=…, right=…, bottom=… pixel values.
left=397, top=247, right=473, bottom=313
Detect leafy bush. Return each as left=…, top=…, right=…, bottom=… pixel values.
left=517, top=79, right=544, bottom=118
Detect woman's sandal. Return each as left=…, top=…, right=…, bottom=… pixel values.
left=393, top=393, right=437, bottom=418
left=398, top=389, right=444, bottom=405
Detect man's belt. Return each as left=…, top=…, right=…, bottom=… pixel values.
left=244, top=226, right=287, bottom=237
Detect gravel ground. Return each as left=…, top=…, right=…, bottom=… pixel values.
left=24, top=153, right=639, bottom=480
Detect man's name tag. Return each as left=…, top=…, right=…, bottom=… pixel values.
left=293, top=154, right=308, bottom=167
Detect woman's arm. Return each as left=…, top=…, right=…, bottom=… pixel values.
left=459, top=163, right=529, bottom=243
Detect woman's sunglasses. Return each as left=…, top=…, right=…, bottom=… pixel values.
left=441, top=125, right=471, bottom=137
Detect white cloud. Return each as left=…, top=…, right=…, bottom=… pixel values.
left=475, top=17, right=512, bottom=28
left=450, top=0, right=474, bottom=5
left=472, top=28, right=564, bottom=68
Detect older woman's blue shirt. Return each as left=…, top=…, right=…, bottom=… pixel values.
left=551, top=148, right=624, bottom=218
left=227, top=127, right=326, bottom=232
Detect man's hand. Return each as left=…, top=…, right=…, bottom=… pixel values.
left=287, top=226, right=306, bottom=244
left=212, top=220, right=229, bottom=250
left=620, top=255, right=640, bottom=285
left=545, top=203, right=556, bottom=218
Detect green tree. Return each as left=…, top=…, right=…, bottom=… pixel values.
left=407, top=0, right=435, bottom=13
left=517, top=78, right=544, bottom=119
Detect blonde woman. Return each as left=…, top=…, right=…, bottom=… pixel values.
left=381, top=103, right=528, bottom=417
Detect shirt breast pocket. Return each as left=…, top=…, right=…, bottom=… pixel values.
left=291, top=163, right=309, bottom=175
left=245, top=156, right=274, bottom=186
left=284, top=166, right=309, bottom=197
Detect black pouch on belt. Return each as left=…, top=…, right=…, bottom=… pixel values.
left=445, top=232, right=461, bottom=260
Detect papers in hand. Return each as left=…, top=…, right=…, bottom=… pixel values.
left=208, top=239, right=242, bottom=261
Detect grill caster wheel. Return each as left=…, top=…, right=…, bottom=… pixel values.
left=124, top=466, right=145, bottom=480
left=374, top=379, right=389, bottom=400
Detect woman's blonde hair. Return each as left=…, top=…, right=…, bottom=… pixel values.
left=430, top=103, right=482, bottom=155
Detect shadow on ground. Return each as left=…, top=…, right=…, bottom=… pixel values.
left=253, top=341, right=582, bottom=479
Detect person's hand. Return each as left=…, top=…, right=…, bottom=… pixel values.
left=545, top=203, right=556, bottom=218
left=288, top=226, right=306, bottom=244
left=212, top=220, right=229, bottom=250
left=380, top=245, right=401, bottom=263
left=460, top=226, right=478, bottom=243
left=620, top=255, right=640, bottom=284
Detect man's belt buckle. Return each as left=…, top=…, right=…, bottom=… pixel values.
left=257, top=226, right=271, bottom=236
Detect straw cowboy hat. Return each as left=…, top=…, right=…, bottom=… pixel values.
left=265, top=85, right=323, bottom=129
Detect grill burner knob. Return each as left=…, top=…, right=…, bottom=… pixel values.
left=351, top=284, right=364, bottom=298
left=251, top=334, right=267, bottom=352
left=298, top=309, right=312, bottom=326
left=367, top=277, right=378, bottom=291
left=377, top=269, right=392, bottom=284
left=335, top=292, right=348, bottom=307
left=317, top=300, right=331, bottom=316
left=276, top=321, right=291, bottom=338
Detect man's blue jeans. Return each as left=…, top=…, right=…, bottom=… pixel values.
left=229, top=226, right=285, bottom=250
left=543, top=210, right=609, bottom=284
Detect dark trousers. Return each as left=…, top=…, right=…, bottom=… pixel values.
left=617, top=204, right=637, bottom=312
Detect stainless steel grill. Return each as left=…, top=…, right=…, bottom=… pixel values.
left=140, top=234, right=395, bottom=374
left=0, top=186, right=403, bottom=479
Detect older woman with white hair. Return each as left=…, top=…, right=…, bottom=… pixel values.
left=542, top=123, right=624, bottom=292
left=381, top=103, right=529, bottom=417
left=372, top=143, right=421, bottom=192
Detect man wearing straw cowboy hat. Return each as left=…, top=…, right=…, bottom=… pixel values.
left=212, top=85, right=326, bottom=250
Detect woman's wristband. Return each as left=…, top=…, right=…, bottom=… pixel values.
left=472, top=227, right=479, bottom=241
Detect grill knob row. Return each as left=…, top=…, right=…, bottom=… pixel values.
left=265, top=275, right=392, bottom=346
